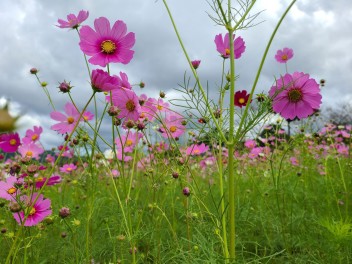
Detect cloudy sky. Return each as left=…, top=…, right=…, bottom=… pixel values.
left=1, top=0, right=351, bottom=148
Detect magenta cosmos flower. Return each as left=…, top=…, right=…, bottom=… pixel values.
left=234, top=90, right=251, bottom=108
left=91, top=69, right=119, bottom=92
left=57, top=10, right=89, bottom=29
left=79, top=17, right=135, bottom=67
left=111, top=88, right=141, bottom=122
left=0, top=132, right=21, bottom=153
left=275, top=48, right=294, bottom=63
left=214, top=33, right=246, bottom=59
left=269, top=72, right=322, bottom=120
left=13, top=194, right=52, bottom=226
left=191, top=60, right=201, bottom=69
left=50, top=103, right=82, bottom=134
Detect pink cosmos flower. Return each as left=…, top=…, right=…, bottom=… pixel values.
left=160, top=114, right=186, bottom=139
left=234, top=90, right=251, bottom=108
left=289, top=157, right=299, bottom=166
left=57, top=10, right=89, bottom=29
left=115, top=131, right=143, bottom=153
left=18, top=143, right=44, bottom=159
left=139, top=96, right=157, bottom=122
left=22, top=126, right=43, bottom=144
left=91, top=69, right=119, bottom=92
left=244, top=139, right=257, bottom=149
left=0, top=133, right=21, bottom=153
left=112, top=88, right=141, bottom=122
left=60, top=163, right=77, bottom=174
left=269, top=72, right=322, bottom=120
left=13, top=194, right=52, bottom=226
left=275, top=48, right=294, bottom=63
left=116, top=72, right=132, bottom=90
left=82, top=111, right=94, bottom=121
left=50, top=103, right=82, bottom=134
left=186, top=143, right=209, bottom=156
left=0, top=176, right=20, bottom=201
left=79, top=17, right=135, bottom=67
left=214, top=33, right=246, bottom=59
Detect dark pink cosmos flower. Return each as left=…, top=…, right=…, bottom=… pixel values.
left=13, top=194, right=52, bottom=226
left=50, top=103, right=82, bottom=134
left=112, top=88, right=141, bottom=122
left=234, top=90, right=251, bottom=108
left=79, top=17, right=135, bottom=67
left=91, top=69, right=119, bottom=92
left=191, top=60, right=201, bottom=69
left=214, top=33, right=245, bottom=59
left=0, top=133, right=21, bottom=153
left=57, top=10, right=89, bottom=29
left=22, top=126, right=43, bottom=144
left=275, top=48, right=294, bottom=63
left=269, top=72, right=322, bottom=120
left=34, top=175, right=62, bottom=189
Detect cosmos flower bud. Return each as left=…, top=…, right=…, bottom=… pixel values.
left=191, top=60, right=201, bottom=69
left=107, top=106, right=120, bottom=116
left=30, top=68, right=38, bottom=74
left=183, top=187, right=191, bottom=197
left=9, top=202, right=21, bottom=213
left=59, top=207, right=71, bottom=219
left=58, top=81, right=72, bottom=93
left=139, top=82, right=145, bottom=88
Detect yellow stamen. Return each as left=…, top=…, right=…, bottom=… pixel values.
left=31, top=134, right=38, bottom=141
left=282, top=54, right=288, bottom=60
left=67, top=116, right=74, bottom=124
left=170, top=126, right=177, bottom=133
left=26, top=151, right=33, bottom=157
left=9, top=139, right=17, bottom=146
left=7, top=187, right=17, bottom=194
left=101, top=40, right=116, bottom=54
left=126, top=100, right=136, bottom=111
left=126, top=139, right=133, bottom=147
left=239, top=98, right=245, bottom=104
left=29, top=207, right=36, bottom=215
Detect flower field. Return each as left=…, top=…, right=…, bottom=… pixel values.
left=1, top=2, right=352, bottom=263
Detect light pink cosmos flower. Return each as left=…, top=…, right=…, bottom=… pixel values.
left=214, top=33, right=246, bottom=59
left=112, top=88, right=141, bottom=122
left=0, top=133, right=21, bottom=153
left=13, top=194, right=52, bottom=226
left=269, top=72, right=322, bottom=120
left=18, top=143, right=44, bottom=159
left=22, top=126, right=43, bottom=144
left=186, top=143, right=209, bottom=156
left=0, top=176, right=20, bottom=201
left=57, top=10, right=89, bottom=29
left=91, top=69, right=119, bottom=92
left=59, top=163, right=77, bottom=174
left=289, top=157, right=299, bottom=166
left=160, top=114, right=186, bottom=139
left=50, top=103, right=82, bottom=134
left=79, top=17, right=135, bottom=67
left=275, top=48, right=294, bottom=63
left=244, top=139, right=257, bottom=149
left=115, top=131, right=143, bottom=153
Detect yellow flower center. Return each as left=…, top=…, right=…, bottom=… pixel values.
left=126, top=139, right=133, bottom=147
left=9, top=139, right=17, bottom=146
left=194, top=149, right=200, bottom=154
left=126, top=100, right=136, bottom=112
left=35, top=177, right=44, bottom=182
left=31, top=134, right=38, bottom=141
left=239, top=98, right=245, bottom=104
left=101, top=40, right=116, bottom=54
left=26, top=151, right=33, bottom=157
left=29, top=207, right=36, bottom=216
left=288, top=88, right=303, bottom=103
left=225, top=48, right=230, bottom=55
left=170, top=126, right=177, bottom=133
left=7, top=187, right=17, bottom=194
left=66, top=167, right=72, bottom=172
left=281, top=54, right=288, bottom=61
left=67, top=116, right=75, bottom=124
left=157, top=105, right=163, bottom=110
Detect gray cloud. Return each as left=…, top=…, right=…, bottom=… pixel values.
left=1, top=0, right=351, bottom=148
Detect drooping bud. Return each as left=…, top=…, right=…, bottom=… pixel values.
left=58, top=81, right=72, bottom=93
left=30, top=68, right=38, bottom=74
